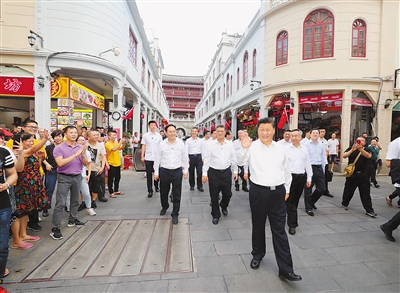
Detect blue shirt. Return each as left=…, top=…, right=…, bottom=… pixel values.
left=306, top=140, right=326, bottom=165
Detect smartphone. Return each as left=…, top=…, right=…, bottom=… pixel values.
left=356, top=139, right=361, bottom=144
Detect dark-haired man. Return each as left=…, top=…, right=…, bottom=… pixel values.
left=154, top=124, right=188, bottom=224
left=238, top=118, right=301, bottom=281
left=141, top=121, right=162, bottom=198
left=51, top=126, right=88, bottom=240
left=105, top=130, right=126, bottom=197
left=186, top=127, right=204, bottom=191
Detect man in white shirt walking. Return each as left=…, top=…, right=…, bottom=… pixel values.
left=285, top=129, right=312, bottom=235
left=154, top=124, right=188, bottom=225
left=141, top=121, right=162, bottom=198
left=327, top=132, right=339, bottom=172
left=233, top=130, right=249, bottom=192
left=238, top=117, right=301, bottom=281
left=319, top=128, right=333, bottom=198
left=202, top=125, right=237, bottom=225
left=186, top=127, right=204, bottom=192
left=278, top=130, right=292, bottom=147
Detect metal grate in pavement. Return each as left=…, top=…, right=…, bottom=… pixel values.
left=10, top=218, right=193, bottom=282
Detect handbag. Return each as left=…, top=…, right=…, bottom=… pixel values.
left=343, top=152, right=362, bottom=177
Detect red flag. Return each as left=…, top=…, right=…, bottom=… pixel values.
left=277, top=109, right=288, bottom=129
left=122, top=107, right=134, bottom=120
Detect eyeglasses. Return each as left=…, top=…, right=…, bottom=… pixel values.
left=26, top=126, right=38, bottom=130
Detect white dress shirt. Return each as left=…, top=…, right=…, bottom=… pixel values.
left=300, top=138, right=310, bottom=145
left=186, top=137, right=203, bottom=155
left=237, top=140, right=292, bottom=193
left=141, top=131, right=162, bottom=161
left=286, top=144, right=313, bottom=182
left=202, top=139, right=237, bottom=176
left=153, top=138, right=188, bottom=176
left=278, top=139, right=292, bottom=147
left=233, top=138, right=249, bottom=171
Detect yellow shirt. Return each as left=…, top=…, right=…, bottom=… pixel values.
left=105, top=140, right=123, bottom=167
left=6, top=138, right=47, bottom=175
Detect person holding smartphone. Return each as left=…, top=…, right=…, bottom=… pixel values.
left=341, top=136, right=377, bottom=218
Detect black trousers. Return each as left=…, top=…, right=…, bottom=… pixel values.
left=159, top=167, right=182, bottom=217
left=368, top=160, right=378, bottom=185
left=249, top=181, right=294, bottom=275
left=208, top=167, right=232, bottom=219
left=382, top=211, right=400, bottom=231
left=89, top=171, right=105, bottom=199
left=145, top=160, right=159, bottom=192
left=108, top=165, right=121, bottom=194
left=389, top=187, right=400, bottom=204
left=286, top=174, right=306, bottom=228
left=341, top=171, right=374, bottom=213
left=235, top=165, right=248, bottom=189
left=188, top=154, right=203, bottom=189
left=307, top=165, right=326, bottom=207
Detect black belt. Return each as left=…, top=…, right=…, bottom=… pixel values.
left=291, top=173, right=306, bottom=178
left=210, top=167, right=230, bottom=173
left=250, top=180, right=284, bottom=190
left=312, top=165, right=322, bottom=167
left=59, top=173, right=80, bottom=177
left=189, top=154, right=201, bottom=157
left=160, top=167, right=181, bottom=171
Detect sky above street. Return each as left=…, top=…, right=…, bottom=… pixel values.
left=136, top=0, right=261, bottom=77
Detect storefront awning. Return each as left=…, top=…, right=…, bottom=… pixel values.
left=393, top=102, right=400, bottom=111
left=351, top=97, right=373, bottom=107
left=299, top=93, right=343, bottom=104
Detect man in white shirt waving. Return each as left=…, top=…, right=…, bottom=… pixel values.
left=238, top=117, right=302, bottom=281
left=141, top=121, right=162, bottom=198
left=154, top=124, right=188, bottom=225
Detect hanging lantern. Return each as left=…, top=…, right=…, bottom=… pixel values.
left=274, top=100, right=284, bottom=110
left=237, top=113, right=243, bottom=119
left=161, top=118, right=168, bottom=124
left=244, top=109, right=252, bottom=116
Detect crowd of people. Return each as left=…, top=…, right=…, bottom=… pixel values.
left=1, top=117, right=399, bottom=283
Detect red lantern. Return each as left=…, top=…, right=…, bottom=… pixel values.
left=255, top=112, right=260, bottom=118
left=161, top=118, right=168, bottom=124
left=274, top=100, right=284, bottom=110
left=244, top=109, right=252, bottom=116
left=237, top=113, right=243, bottom=119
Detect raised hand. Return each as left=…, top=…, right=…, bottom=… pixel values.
left=241, top=133, right=252, bottom=149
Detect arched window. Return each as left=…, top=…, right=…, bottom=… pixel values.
left=252, top=49, right=257, bottom=77
left=303, top=9, right=334, bottom=60
left=237, top=68, right=240, bottom=90
left=352, top=19, right=366, bottom=57
left=276, top=31, right=288, bottom=66
left=226, top=74, right=230, bottom=99
left=243, top=51, right=249, bottom=85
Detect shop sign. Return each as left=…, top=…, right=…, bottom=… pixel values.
left=352, top=97, right=372, bottom=107
left=299, top=93, right=343, bottom=104
left=0, top=76, right=34, bottom=97
left=51, top=78, right=69, bottom=98
left=70, top=79, right=105, bottom=110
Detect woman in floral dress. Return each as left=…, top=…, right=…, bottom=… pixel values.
left=11, top=131, right=50, bottom=249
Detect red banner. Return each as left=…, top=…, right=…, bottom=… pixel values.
left=0, top=76, right=34, bottom=97
left=352, top=97, right=372, bottom=107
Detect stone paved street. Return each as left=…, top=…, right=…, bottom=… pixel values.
left=2, top=170, right=400, bottom=292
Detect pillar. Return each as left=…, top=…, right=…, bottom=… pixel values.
left=339, top=87, right=352, bottom=172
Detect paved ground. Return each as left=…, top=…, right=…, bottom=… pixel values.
left=2, top=170, right=400, bottom=293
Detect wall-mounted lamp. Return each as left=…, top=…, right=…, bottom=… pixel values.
left=27, top=30, right=44, bottom=49
left=250, top=80, right=262, bottom=91
left=384, top=98, right=392, bottom=109
left=290, top=97, right=295, bottom=107
left=99, top=46, right=121, bottom=57
left=36, top=75, right=45, bottom=88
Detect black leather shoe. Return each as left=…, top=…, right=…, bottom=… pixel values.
left=250, top=259, right=260, bottom=269
left=98, top=197, right=108, bottom=202
left=324, top=193, right=334, bottom=198
left=190, top=187, right=194, bottom=190
left=312, top=204, right=317, bottom=210
left=212, top=218, right=219, bottom=225
left=148, top=192, right=153, bottom=198
left=306, top=210, right=314, bottom=216
left=78, top=202, right=86, bottom=211
left=242, top=187, right=249, bottom=192
left=222, top=208, right=228, bottom=216
left=289, top=227, right=296, bottom=235
left=278, top=272, right=302, bottom=281
left=155, top=188, right=160, bottom=192
left=197, top=187, right=204, bottom=192
left=380, top=225, right=395, bottom=242
left=172, top=217, right=178, bottom=225
left=235, top=186, right=239, bottom=191
left=160, top=208, right=167, bottom=216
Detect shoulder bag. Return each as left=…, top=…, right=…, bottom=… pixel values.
left=343, top=152, right=362, bottom=178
